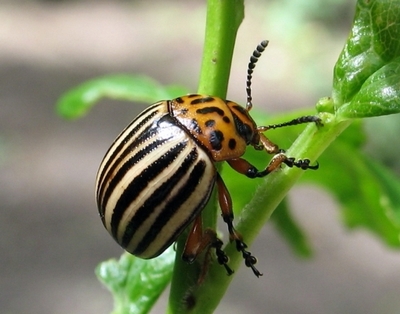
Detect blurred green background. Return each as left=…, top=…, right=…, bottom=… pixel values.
left=2, top=0, right=400, bottom=313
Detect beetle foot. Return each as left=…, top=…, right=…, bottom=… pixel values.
left=236, top=240, right=263, bottom=277
left=213, top=238, right=234, bottom=276
left=284, top=157, right=319, bottom=170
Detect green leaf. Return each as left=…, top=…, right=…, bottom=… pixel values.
left=327, top=0, right=400, bottom=242
left=333, top=0, right=400, bottom=107
left=302, top=123, right=400, bottom=247
left=56, top=75, right=188, bottom=119
left=95, top=248, right=175, bottom=314
left=338, top=56, right=400, bottom=118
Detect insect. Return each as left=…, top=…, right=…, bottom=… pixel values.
left=95, top=40, right=321, bottom=278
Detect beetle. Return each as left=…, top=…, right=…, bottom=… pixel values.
left=95, top=40, right=321, bottom=278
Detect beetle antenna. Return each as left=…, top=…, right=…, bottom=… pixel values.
left=246, top=40, right=269, bottom=112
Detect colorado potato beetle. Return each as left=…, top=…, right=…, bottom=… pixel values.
left=95, top=40, right=321, bottom=277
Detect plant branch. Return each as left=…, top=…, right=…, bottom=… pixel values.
left=167, top=0, right=244, bottom=313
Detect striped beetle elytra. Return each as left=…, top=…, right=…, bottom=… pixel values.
left=95, top=40, right=321, bottom=278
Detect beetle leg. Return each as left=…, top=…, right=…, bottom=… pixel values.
left=228, top=134, right=318, bottom=178
left=216, top=174, right=263, bottom=277
left=182, top=215, right=234, bottom=277
left=257, top=132, right=280, bottom=154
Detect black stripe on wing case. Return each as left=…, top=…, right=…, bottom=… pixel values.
left=120, top=146, right=199, bottom=248
left=110, top=141, right=188, bottom=239
left=134, top=159, right=208, bottom=256
left=96, top=106, right=159, bottom=192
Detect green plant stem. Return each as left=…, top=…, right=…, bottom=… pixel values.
left=196, top=0, right=244, bottom=260
left=167, top=0, right=244, bottom=313
left=197, top=0, right=244, bottom=97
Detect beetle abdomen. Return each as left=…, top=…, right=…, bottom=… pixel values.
left=96, top=102, right=216, bottom=259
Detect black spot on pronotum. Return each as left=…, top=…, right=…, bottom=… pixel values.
left=205, top=119, right=215, bottom=128
left=175, top=97, right=185, bottom=104
left=223, top=116, right=230, bottom=123
left=180, top=108, right=189, bottom=115
left=190, top=119, right=202, bottom=134
left=228, top=138, right=236, bottom=150
left=209, top=130, right=224, bottom=150
left=190, top=96, right=215, bottom=105
left=232, top=105, right=248, bottom=116
left=196, top=106, right=224, bottom=116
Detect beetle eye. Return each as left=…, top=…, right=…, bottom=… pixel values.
left=232, top=114, right=254, bottom=144
left=241, top=124, right=254, bottom=143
